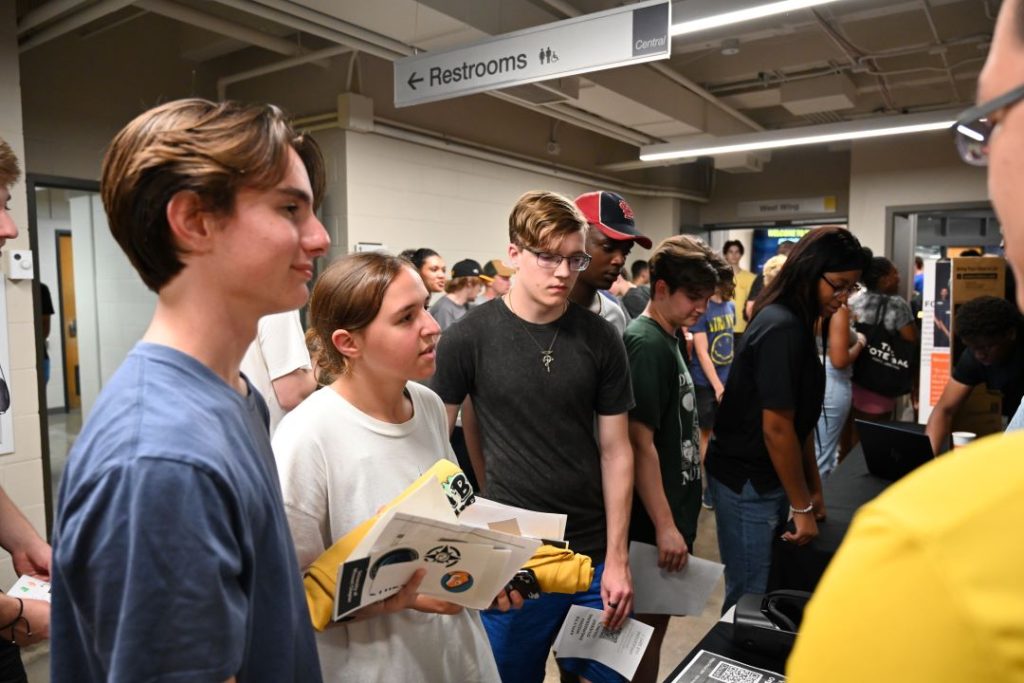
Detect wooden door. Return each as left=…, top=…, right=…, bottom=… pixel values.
left=58, top=233, right=80, bottom=410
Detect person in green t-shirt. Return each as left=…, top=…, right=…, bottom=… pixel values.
left=623, top=235, right=731, bottom=683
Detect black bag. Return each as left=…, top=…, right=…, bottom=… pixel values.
left=852, top=296, right=914, bottom=397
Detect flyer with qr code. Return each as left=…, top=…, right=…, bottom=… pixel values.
left=552, top=605, right=653, bottom=680
left=670, top=649, right=785, bottom=683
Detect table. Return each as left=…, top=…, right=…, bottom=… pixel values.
left=767, top=445, right=890, bottom=593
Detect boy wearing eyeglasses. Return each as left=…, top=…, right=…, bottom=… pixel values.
left=430, top=191, right=635, bottom=683
left=569, top=191, right=653, bottom=335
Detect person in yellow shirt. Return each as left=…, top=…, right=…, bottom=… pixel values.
left=723, top=240, right=755, bottom=339
left=789, top=0, right=1024, bottom=678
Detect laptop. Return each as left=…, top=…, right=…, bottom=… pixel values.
left=855, top=420, right=935, bottom=482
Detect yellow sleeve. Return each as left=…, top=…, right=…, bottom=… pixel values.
left=786, top=505, right=991, bottom=682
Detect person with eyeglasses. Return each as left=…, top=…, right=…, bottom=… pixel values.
left=788, top=4, right=1024, bottom=679
left=847, top=257, right=918, bottom=431
left=429, top=191, right=635, bottom=683
left=569, top=191, right=653, bottom=335
left=705, top=226, right=869, bottom=613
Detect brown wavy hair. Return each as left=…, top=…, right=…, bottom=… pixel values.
left=101, top=98, right=325, bottom=292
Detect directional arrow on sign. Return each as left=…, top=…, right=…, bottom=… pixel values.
left=408, top=72, right=423, bottom=90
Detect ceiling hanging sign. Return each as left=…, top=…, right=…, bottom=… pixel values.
left=737, top=196, right=838, bottom=218
left=394, top=0, right=670, bottom=108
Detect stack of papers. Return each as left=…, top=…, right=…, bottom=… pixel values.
left=333, top=473, right=566, bottom=621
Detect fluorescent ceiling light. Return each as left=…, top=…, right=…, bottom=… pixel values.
left=640, top=110, right=959, bottom=162
left=671, top=0, right=846, bottom=37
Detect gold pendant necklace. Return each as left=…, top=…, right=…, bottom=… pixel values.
left=506, top=292, right=563, bottom=373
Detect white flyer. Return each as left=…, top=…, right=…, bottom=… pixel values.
left=334, top=511, right=541, bottom=620
left=7, top=575, right=50, bottom=603
left=459, top=496, right=567, bottom=541
left=552, top=605, right=653, bottom=680
left=629, top=541, right=724, bottom=616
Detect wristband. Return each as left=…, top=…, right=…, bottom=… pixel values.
left=790, top=503, right=814, bottom=514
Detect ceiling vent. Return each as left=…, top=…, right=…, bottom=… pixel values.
left=781, top=74, right=857, bottom=116
left=499, top=77, right=580, bottom=105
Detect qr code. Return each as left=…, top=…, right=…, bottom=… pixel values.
left=709, top=661, right=763, bottom=683
left=597, top=627, right=620, bottom=644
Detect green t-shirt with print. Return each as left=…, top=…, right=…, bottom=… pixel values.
left=623, top=315, right=702, bottom=547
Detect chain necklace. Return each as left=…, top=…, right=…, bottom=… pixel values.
left=505, top=291, right=564, bottom=373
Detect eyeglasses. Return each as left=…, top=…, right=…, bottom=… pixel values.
left=821, top=274, right=862, bottom=299
left=522, top=246, right=592, bottom=271
left=953, top=83, right=1024, bottom=167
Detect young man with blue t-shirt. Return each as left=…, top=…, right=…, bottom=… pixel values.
left=690, top=281, right=737, bottom=506
left=50, top=99, right=330, bottom=682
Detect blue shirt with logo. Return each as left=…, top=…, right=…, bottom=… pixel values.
left=690, top=299, right=735, bottom=387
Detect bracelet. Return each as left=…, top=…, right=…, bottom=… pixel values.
left=790, top=503, right=814, bottom=514
left=0, top=598, right=22, bottom=645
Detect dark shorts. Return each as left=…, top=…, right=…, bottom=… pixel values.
left=695, top=384, right=718, bottom=430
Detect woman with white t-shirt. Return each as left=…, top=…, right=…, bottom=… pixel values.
left=272, top=252, right=503, bottom=682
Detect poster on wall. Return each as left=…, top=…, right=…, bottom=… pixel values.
left=918, top=259, right=949, bottom=425
left=0, top=280, right=15, bottom=454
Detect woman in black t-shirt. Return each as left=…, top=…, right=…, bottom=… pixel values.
left=705, top=226, right=870, bottom=611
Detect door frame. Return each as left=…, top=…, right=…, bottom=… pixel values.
left=26, top=174, right=100, bottom=535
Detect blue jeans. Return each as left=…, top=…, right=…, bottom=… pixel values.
left=814, top=358, right=852, bottom=479
left=481, top=562, right=624, bottom=683
left=708, top=476, right=789, bottom=613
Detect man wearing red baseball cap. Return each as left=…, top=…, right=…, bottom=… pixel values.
left=571, top=191, right=652, bottom=334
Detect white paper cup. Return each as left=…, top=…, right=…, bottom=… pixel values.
left=952, top=431, right=977, bottom=448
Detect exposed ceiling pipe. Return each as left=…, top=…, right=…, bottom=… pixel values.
left=135, top=0, right=329, bottom=65
left=217, top=44, right=352, bottom=100
left=248, top=0, right=413, bottom=58
left=920, top=0, right=960, bottom=100
left=539, top=0, right=763, bottom=132
left=301, top=116, right=708, bottom=202
left=17, top=0, right=92, bottom=36
left=19, top=0, right=136, bottom=53
left=208, top=0, right=406, bottom=61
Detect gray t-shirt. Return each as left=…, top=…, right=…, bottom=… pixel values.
left=429, top=299, right=634, bottom=563
left=52, top=343, right=321, bottom=683
left=429, top=295, right=471, bottom=331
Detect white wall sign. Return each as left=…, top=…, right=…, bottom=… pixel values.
left=737, top=196, right=837, bottom=218
left=394, top=0, right=670, bottom=107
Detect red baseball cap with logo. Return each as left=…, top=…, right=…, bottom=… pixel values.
left=574, top=191, right=652, bottom=249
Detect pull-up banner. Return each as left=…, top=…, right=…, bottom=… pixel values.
left=394, top=0, right=671, bottom=108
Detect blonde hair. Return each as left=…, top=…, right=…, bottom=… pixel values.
left=101, top=98, right=325, bottom=292
left=508, top=191, right=586, bottom=250
left=0, top=138, right=20, bottom=188
left=306, top=252, right=411, bottom=379
left=762, top=254, right=788, bottom=286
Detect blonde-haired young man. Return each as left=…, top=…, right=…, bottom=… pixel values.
left=431, top=190, right=635, bottom=683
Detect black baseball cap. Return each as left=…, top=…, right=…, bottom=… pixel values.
left=451, top=259, right=482, bottom=278
left=574, top=191, right=652, bottom=249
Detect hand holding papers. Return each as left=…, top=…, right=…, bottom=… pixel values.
left=552, top=605, right=654, bottom=681
left=311, top=458, right=595, bottom=626
left=629, top=542, right=724, bottom=616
